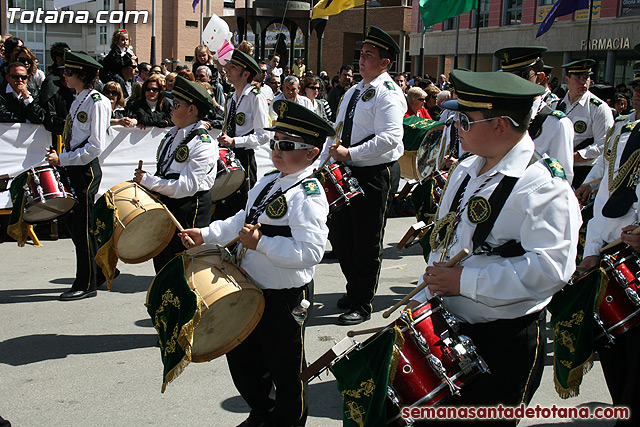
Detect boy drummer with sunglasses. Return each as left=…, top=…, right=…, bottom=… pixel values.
left=406, top=70, right=580, bottom=423
left=180, top=100, right=333, bottom=427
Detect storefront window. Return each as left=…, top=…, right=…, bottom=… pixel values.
left=504, top=0, right=523, bottom=25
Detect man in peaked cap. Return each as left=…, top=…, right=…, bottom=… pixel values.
left=214, top=49, right=271, bottom=221
left=134, top=75, right=218, bottom=273
left=555, top=59, right=614, bottom=187
left=45, top=51, right=112, bottom=300
left=541, top=64, right=560, bottom=105
left=319, top=26, right=407, bottom=325
left=181, top=100, right=332, bottom=427
left=407, top=70, right=580, bottom=419
left=495, top=46, right=575, bottom=183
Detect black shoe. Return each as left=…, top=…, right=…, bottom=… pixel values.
left=236, top=416, right=268, bottom=427
left=59, top=289, right=97, bottom=301
left=338, top=309, right=371, bottom=325
left=336, top=294, right=353, bottom=310
left=97, top=268, right=120, bottom=288
left=322, top=250, right=337, bottom=261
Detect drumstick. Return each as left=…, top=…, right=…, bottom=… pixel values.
left=382, top=248, right=470, bottom=319
left=581, top=177, right=602, bottom=188
left=347, top=326, right=385, bottom=337
left=223, top=223, right=261, bottom=248
left=161, top=205, right=196, bottom=246
left=318, top=139, right=341, bottom=171
left=600, top=226, right=640, bottom=252
left=138, top=160, right=143, bottom=170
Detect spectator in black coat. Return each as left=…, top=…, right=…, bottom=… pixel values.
left=125, top=74, right=172, bottom=129
left=39, top=42, right=73, bottom=141
left=0, top=62, right=46, bottom=123
left=112, top=54, right=138, bottom=100
left=100, top=29, right=135, bottom=83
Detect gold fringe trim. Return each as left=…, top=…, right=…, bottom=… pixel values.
left=388, top=326, right=405, bottom=384
left=7, top=192, right=29, bottom=247
left=160, top=254, right=203, bottom=393
left=94, top=191, right=119, bottom=290
left=553, top=353, right=594, bottom=399
left=594, top=267, right=609, bottom=315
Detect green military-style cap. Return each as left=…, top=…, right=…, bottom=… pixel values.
left=64, top=51, right=103, bottom=70
left=562, top=59, right=595, bottom=75
left=163, top=75, right=215, bottom=114
left=543, top=64, right=553, bottom=75
left=229, top=49, right=261, bottom=76
left=358, top=26, right=400, bottom=56
left=266, top=99, right=335, bottom=148
left=630, top=61, right=640, bottom=86
left=442, top=70, right=545, bottom=111
left=494, top=46, right=547, bottom=72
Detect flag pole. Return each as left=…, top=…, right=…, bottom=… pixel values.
left=585, top=0, right=594, bottom=59
left=363, top=0, right=368, bottom=38
left=474, top=0, right=480, bottom=71
left=454, top=15, right=460, bottom=69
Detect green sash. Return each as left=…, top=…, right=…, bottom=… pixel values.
left=7, top=171, right=30, bottom=246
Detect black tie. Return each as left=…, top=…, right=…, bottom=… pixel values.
left=556, top=101, right=566, bottom=113
left=227, top=98, right=237, bottom=138
left=155, top=133, right=175, bottom=176
left=341, top=89, right=361, bottom=147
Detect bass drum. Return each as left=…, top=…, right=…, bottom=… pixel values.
left=400, top=118, right=444, bottom=181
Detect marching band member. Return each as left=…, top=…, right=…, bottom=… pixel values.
left=408, top=70, right=580, bottom=423
left=134, top=75, right=217, bottom=273
left=494, top=46, right=575, bottom=184
left=180, top=100, right=332, bottom=427
left=45, top=51, right=111, bottom=301
left=214, top=49, right=270, bottom=221
left=319, top=26, right=406, bottom=325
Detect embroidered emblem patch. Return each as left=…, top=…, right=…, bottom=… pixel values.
left=235, top=113, right=246, bottom=126
left=278, top=101, right=288, bottom=118
left=384, top=81, right=394, bottom=91
left=362, top=88, right=376, bottom=102
left=590, top=97, right=602, bottom=106
left=200, top=134, right=211, bottom=143
left=574, top=120, right=587, bottom=134
left=174, top=145, right=189, bottom=162
left=91, top=93, right=102, bottom=102
left=266, top=194, right=287, bottom=219
left=302, top=180, right=321, bottom=195
left=251, top=87, right=261, bottom=95
left=467, top=196, right=491, bottom=224
left=542, top=158, right=567, bottom=180
left=551, top=110, right=566, bottom=119
left=532, top=125, right=542, bottom=140
left=77, top=111, right=88, bottom=123
left=622, top=122, right=638, bottom=133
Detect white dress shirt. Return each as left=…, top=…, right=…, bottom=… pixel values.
left=225, top=83, right=271, bottom=150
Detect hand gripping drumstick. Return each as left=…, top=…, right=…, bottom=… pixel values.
left=160, top=206, right=197, bottom=247
left=382, top=248, right=470, bottom=319
left=223, top=223, right=262, bottom=248
left=600, top=225, right=640, bottom=252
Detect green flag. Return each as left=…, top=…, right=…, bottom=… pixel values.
left=419, top=0, right=477, bottom=29
left=7, top=171, right=30, bottom=246
left=331, top=328, right=397, bottom=427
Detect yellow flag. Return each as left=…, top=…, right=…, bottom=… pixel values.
left=312, top=0, right=365, bottom=19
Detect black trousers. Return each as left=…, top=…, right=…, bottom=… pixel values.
left=226, top=282, right=312, bottom=427
left=597, top=325, right=640, bottom=425
left=62, top=159, right=101, bottom=292
left=414, top=310, right=546, bottom=426
left=152, top=190, right=212, bottom=273
left=212, top=147, right=256, bottom=221
left=327, top=161, right=400, bottom=314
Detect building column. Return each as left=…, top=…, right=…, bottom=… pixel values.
left=605, top=50, right=616, bottom=85
left=438, top=55, right=445, bottom=77
left=398, top=30, right=406, bottom=74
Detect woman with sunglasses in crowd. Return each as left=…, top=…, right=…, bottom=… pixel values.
left=125, top=74, right=172, bottom=129
left=45, top=51, right=112, bottom=301
left=7, top=45, right=43, bottom=93
left=300, top=75, right=332, bottom=123
left=102, top=81, right=137, bottom=127
left=404, top=86, right=432, bottom=119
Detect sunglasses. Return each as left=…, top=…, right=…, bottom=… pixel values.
left=63, top=69, right=76, bottom=77
left=269, top=139, right=315, bottom=151
left=10, top=74, right=28, bottom=81
left=104, top=90, right=119, bottom=96
left=455, top=111, right=520, bottom=132
left=417, top=98, right=426, bottom=102
left=18, top=57, right=31, bottom=65
left=129, top=65, right=138, bottom=69
left=307, top=86, right=320, bottom=90
left=172, top=100, right=189, bottom=109
left=514, top=70, right=536, bottom=80
left=146, top=87, right=160, bottom=93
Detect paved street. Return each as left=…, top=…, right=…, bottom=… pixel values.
left=0, top=216, right=618, bottom=426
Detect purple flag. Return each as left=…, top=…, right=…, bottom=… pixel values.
left=192, top=0, right=199, bottom=11
left=537, top=0, right=590, bottom=37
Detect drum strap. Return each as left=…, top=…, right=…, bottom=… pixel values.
left=157, top=127, right=209, bottom=177
left=245, top=174, right=308, bottom=225
left=528, top=104, right=553, bottom=141
left=575, top=137, right=595, bottom=152
left=602, top=123, right=640, bottom=218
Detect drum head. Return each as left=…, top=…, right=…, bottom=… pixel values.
left=23, top=197, right=76, bottom=223
left=417, top=127, right=444, bottom=180
left=115, top=210, right=176, bottom=263
left=211, top=170, right=246, bottom=201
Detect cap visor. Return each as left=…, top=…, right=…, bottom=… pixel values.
left=441, top=99, right=459, bottom=110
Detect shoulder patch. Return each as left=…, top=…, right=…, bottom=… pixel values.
left=550, top=110, right=566, bottom=119
left=542, top=158, right=567, bottom=180
left=251, top=87, right=261, bottom=95
left=615, top=114, right=629, bottom=122
left=590, top=97, right=602, bottom=106
left=384, top=81, right=395, bottom=91
left=264, top=169, right=279, bottom=176
left=174, top=145, right=189, bottom=163
left=445, top=117, right=454, bottom=126
left=91, top=93, right=102, bottom=102
left=200, top=134, right=211, bottom=143
left=622, top=121, right=638, bottom=134
left=301, top=179, right=321, bottom=195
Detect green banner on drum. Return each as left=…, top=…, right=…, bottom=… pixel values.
left=146, top=254, right=201, bottom=393
left=402, top=116, right=442, bottom=151
left=7, top=171, right=29, bottom=246
left=331, top=328, right=397, bottom=427
left=92, top=192, right=118, bottom=289
left=548, top=268, right=603, bottom=399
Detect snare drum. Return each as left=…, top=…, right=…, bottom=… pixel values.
left=594, top=244, right=640, bottom=346
left=180, top=246, right=265, bottom=362
left=210, top=147, right=246, bottom=201
left=108, top=182, right=175, bottom=264
left=315, top=163, right=364, bottom=215
left=23, top=166, right=76, bottom=223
